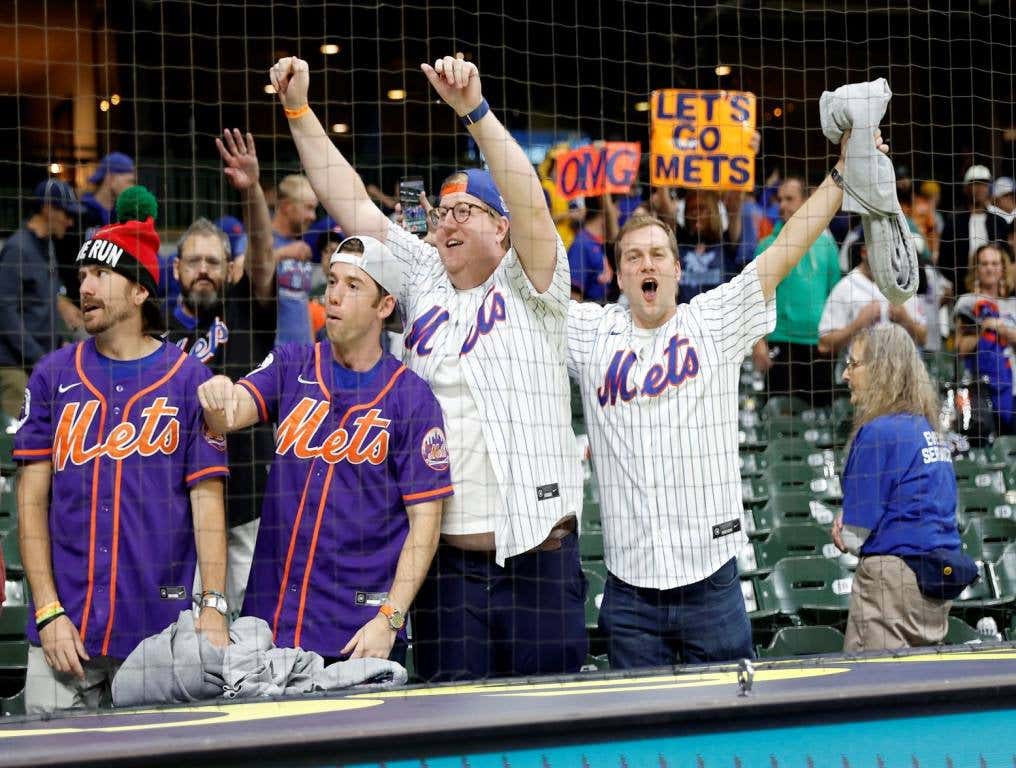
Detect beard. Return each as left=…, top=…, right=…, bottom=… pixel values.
left=182, top=281, right=223, bottom=317
left=83, top=300, right=134, bottom=335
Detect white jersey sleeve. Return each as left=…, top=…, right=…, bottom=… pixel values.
left=503, top=236, right=571, bottom=318
left=385, top=220, right=444, bottom=309
left=566, top=300, right=608, bottom=379
left=690, top=259, right=776, bottom=360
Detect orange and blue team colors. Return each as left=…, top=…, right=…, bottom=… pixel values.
left=12, top=339, right=229, bottom=659
left=238, top=341, right=453, bottom=656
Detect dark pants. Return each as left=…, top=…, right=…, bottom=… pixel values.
left=598, top=558, right=754, bottom=670
left=412, top=533, right=588, bottom=682
left=766, top=341, right=834, bottom=408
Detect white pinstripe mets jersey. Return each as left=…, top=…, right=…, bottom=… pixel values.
left=384, top=222, right=582, bottom=564
left=567, top=260, right=776, bottom=589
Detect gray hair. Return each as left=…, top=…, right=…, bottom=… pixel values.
left=177, top=217, right=230, bottom=261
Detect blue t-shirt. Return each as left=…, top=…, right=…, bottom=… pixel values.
left=567, top=228, right=608, bottom=302
left=676, top=241, right=738, bottom=305
left=842, top=413, right=960, bottom=556
left=273, top=231, right=314, bottom=345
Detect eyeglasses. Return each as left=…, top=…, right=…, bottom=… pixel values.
left=844, top=356, right=865, bottom=371
left=179, top=254, right=225, bottom=269
left=427, top=202, right=495, bottom=229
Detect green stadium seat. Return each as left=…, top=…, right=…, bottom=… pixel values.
left=757, top=556, right=853, bottom=625
left=0, top=480, right=14, bottom=535
left=747, top=523, right=836, bottom=575
left=0, top=605, right=26, bottom=641
left=762, top=396, right=811, bottom=419
left=739, top=451, right=762, bottom=477
left=990, top=436, right=1016, bottom=466
left=739, top=426, right=767, bottom=450
left=0, top=431, right=13, bottom=476
left=953, top=460, right=1007, bottom=492
left=944, top=616, right=982, bottom=645
left=956, top=489, right=1013, bottom=530
left=582, top=474, right=601, bottom=531
left=750, top=492, right=836, bottom=536
left=580, top=653, right=609, bottom=672
left=952, top=559, right=1006, bottom=617
left=764, top=415, right=806, bottom=440
left=925, top=351, right=958, bottom=384
left=579, top=530, right=604, bottom=561
left=583, top=562, right=607, bottom=630
left=1, top=530, right=21, bottom=576
left=757, top=625, right=845, bottom=658
left=760, top=437, right=818, bottom=467
left=961, top=517, right=1016, bottom=563
left=0, top=640, right=27, bottom=670
left=742, top=476, right=769, bottom=506
left=764, top=463, right=842, bottom=503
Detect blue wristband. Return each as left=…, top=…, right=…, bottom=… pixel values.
left=460, top=98, right=490, bottom=127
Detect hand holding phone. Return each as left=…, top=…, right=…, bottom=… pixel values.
left=400, top=177, right=428, bottom=235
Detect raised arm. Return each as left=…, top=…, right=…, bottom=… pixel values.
left=421, top=55, right=559, bottom=292
left=216, top=129, right=275, bottom=302
left=756, top=130, right=889, bottom=301
left=270, top=57, right=389, bottom=243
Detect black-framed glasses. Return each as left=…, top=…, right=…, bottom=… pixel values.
left=428, top=202, right=495, bottom=229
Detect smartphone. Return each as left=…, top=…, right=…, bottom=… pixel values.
left=399, top=177, right=428, bottom=235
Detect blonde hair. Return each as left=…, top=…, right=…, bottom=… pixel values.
left=683, top=189, right=723, bottom=243
left=965, top=242, right=1014, bottom=296
left=277, top=174, right=316, bottom=204
left=847, top=323, right=940, bottom=450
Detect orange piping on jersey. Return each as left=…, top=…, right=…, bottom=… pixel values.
left=238, top=379, right=269, bottom=422
left=403, top=485, right=454, bottom=504
left=292, top=464, right=335, bottom=648
left=185, top=466, right=229, bottom=484
left=287, top=364, right=408, bottom=644
left=12, top=448, right=52, bottom=458
left=313, top=343, right=330, bottom=400
left=100, top=347, right=187, bottom=656
left=75, top=342, right=107, bottom=642
left=272, top=465, right=315, bottom=639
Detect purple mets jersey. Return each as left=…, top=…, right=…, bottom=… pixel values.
left=12, top=339, right=229, bottom=659
left=239, top=341, right=452, bottom=656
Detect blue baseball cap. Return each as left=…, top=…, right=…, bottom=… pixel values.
left=88, top=152, right=136, bottom=185
left=440, top=168, right=510, bottom=219
left=34, top=178, right=84, bottom=215
left=215, top=215, right=248, bottom=260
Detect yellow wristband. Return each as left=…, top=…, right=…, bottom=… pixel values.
left=284, top=104, right=310, bottom=119
left=35, top=606, right=65, bottom=624
left=35, top=601, right=62, bottom=620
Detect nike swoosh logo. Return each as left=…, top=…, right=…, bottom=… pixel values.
left=297, top=375, right=317, bottom=385
left=608, top=331, right=623, bottom=336
left=58, top=382, right=81, bottom=393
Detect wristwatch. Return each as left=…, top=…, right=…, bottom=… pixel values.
left=200, top=590, right=229, bottom=617
left=379, top=602, right=405, bottom=631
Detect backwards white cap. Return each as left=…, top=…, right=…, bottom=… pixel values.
left=330, top=235, right=405, bottom=330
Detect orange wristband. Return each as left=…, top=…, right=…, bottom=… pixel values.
left=35, top=601, right=62, bottom=620
left=284, top=104, right=310, bottom=119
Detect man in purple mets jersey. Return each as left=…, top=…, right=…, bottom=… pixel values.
left=13, top=210, right=230, bottom=714
left=199, top=235, right=451, bottom=662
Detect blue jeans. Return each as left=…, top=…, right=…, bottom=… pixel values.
left=598, top=558, right=754, bottom=669
left=412, top=533, right=588, bottom=682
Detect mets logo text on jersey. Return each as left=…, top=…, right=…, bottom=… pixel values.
left=420, top=427, right=450, bottom=471
left=52, top=397, right=181, bottom=471
left=275, top=397, right=391, bottom=465
left=174, top=317, right=230, bottom=363
left=405, top=288, right=508, bottom=357
left=597, top=333, right=700, bottom=407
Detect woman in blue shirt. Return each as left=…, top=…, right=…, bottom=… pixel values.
left=833, top=323, right=960, bottom=652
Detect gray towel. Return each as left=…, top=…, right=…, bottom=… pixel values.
left=112, top=610, right=408, bottom=707
left=820, top=79, right=919, bottom=305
